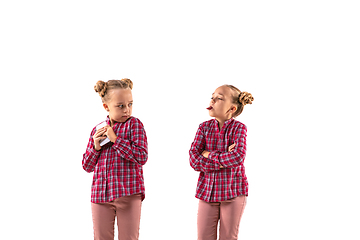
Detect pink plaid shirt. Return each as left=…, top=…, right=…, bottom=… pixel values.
left=189, top=118, right=248, bottom=202
left=82, top=116, right=148, bottom=203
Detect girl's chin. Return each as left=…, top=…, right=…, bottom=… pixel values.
left=119, top=116, right=131, bottom=122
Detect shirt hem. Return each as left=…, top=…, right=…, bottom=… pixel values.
left=195, top=193, right=248, bottom=203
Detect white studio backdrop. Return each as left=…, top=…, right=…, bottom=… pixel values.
left=0, top=1, right=359, bottom=239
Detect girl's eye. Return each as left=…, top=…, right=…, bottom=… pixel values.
left=211, top=97, right=223, bottom=101
left=118, top=105, right=124, bottom=108
left=129, top=103, right=133, bottom=107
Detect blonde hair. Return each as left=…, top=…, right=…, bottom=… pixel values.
left=94, top=78, right=133, bottom=103
left=224, top=84, right=254, bottom=118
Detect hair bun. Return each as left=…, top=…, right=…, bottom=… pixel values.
left=121, top=78, right=133, bottom=90
left=94, top=80, right=108, bottom=97
left=239, top=91, right=254, bottom=105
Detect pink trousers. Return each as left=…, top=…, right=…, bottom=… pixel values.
left=91, top=194, right=142, bottom=240
left=197, top=195, right=247, bottom=240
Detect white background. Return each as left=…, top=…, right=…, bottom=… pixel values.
left=1, top=1, right=359, bottom=239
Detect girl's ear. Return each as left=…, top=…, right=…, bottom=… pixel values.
left=231, top=105, right=237, bottom=113
left=103, top=103, right=109, bottom=112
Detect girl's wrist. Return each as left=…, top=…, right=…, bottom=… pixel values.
left=110, top=134, right=117, bottom=143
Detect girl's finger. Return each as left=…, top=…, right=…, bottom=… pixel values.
left=228, top=143, right=236, bottom=152
left=95, top=134, right=106, bottom=138
left=94, top=132, right=102, bottom=137
left=94, top=137, right=106, bottom=142
left=95, top=128, right=106, bottom=135
left=98, top=127, right=106, bottom=132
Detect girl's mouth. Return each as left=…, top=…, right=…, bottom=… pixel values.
left=207, top=106, right=213, bottom=110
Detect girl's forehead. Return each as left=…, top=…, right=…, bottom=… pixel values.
left=109, top=88, right=132, bottom=101
left=214, top=86, right=231, bottom=96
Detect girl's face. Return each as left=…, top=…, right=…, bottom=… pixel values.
left=103, top=88, right=133, bottom=124
left=208, top=86, right=236, bottom=122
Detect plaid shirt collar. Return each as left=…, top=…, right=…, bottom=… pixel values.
left=105, top=115, right=133, bottom=127
left=213, top=118, right=235, bottom=132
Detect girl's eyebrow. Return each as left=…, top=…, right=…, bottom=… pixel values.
left=117, top=100, right=133, bottom=104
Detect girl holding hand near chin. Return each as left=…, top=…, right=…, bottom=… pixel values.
left=189, top=84, right=254, bottom=240
left=82, top=79, right=147, bottom=240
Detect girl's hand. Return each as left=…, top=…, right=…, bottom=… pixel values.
left=228, top=143, right=236, bottom=152
left=93, top=127, right=107, bottom=151
left=104, top=125, right=118, bottom=143
left=202, top=150, right=210, bottom=158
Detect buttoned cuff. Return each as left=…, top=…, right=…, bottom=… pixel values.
left=90, top=145, right=101, bottom=155
left=208, top=151, right=217, bottom=161
left=113, top=136, right=120, bottom=144
left=208, top=151, right=221, bottom=170
left=112, top=137, right=128, bottom=158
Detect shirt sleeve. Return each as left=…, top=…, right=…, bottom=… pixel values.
left=208, top=124, right=247, bottom=168
left=82, top=127, right=101, bottom=173
left=111, top=118, right=148, bottom=166
left=189, top=124, right=221, bottom=172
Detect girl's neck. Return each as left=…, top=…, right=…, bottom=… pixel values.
left=110, top=119, right=116, bottom=127
left=216, top=117, right=232, bottom=130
